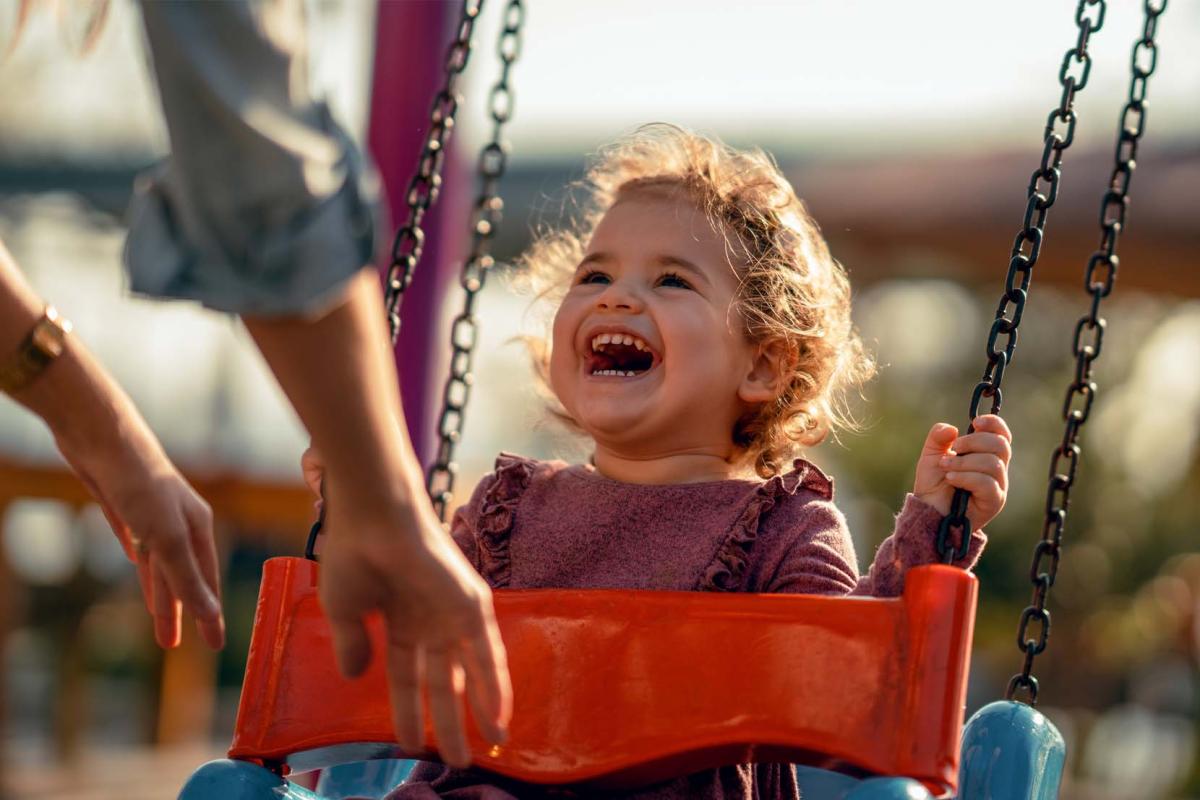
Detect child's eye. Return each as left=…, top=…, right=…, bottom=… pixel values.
left=656, top=272, right=691, bottom=290
left=577, top=269, right=611, bottom=286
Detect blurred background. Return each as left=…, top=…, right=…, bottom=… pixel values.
left=0, top=0, right=1197, bottom=798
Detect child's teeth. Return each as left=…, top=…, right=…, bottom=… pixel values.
left=633, top=339, right=645, bottom=351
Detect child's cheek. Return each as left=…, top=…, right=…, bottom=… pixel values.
left=547, top=311, right=576, bottom=408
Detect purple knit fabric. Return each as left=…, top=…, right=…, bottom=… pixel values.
left=385, top=453, right=986, bottom=800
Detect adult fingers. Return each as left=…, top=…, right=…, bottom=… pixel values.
left=134, top=550, right=154, bottom=617
left=385, top=639, right=425, bottom=753
left=94, top=493, right=139, bottom=563
left=185, top=499, right=226, bottom=649
left=939, top=453, right=1008, bottom=490
left=152, top=519, right=223, bottom=638
left=425, top=648, right=471, bottom=768
left=321, top=568, right=376, bottom=678
left=151, top=560, right=183, bottom=649
left=300, top=447, right=325, bottom=499
left=460, top=610, right=512, bottom=746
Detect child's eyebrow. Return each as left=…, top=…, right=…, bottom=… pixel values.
left=577, top=252, right=612, bottom=269
left=654, top=254, right=711, bottom=286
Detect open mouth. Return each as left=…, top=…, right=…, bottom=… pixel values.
left=587, top=332, right=657, bottom=377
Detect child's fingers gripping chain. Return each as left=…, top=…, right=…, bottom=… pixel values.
left=944, top=469, right=1006, bottom=518
left=943, top=470, right=998, bottom=492
left=920, top=423, right=959, bottom=457
left=947, top=427, right=1012, bottom=466
left=937, top=453, right=1008, bottom=490
left=970, top=414, right=1013, bottom=443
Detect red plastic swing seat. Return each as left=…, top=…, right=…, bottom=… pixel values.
left=230, top=557, right=977, bottom=797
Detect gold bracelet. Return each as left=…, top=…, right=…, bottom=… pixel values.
left=0, top=305, right=72, bottom=395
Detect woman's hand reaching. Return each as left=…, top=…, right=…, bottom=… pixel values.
left=56, top=412, right=224, bottom=650
left=2, top=239, right=224, bottom=651
left=300, top=446, right=511, bottom=768
left=913, top=414, right=1013, bottom=532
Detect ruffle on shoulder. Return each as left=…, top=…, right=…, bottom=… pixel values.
left=699, top=459, right=833, bottom=592
left=475, top=453, right=536, bottom=588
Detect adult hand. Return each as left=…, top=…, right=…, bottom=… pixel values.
left=57, top=423, right=224, bottom=650
left=913, top=413, right=1013, bottom=531
left=301, top=446, right=511, bottom=768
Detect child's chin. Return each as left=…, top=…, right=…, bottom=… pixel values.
left=577, top=410, right=646, bottom=439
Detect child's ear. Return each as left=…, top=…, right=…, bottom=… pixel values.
left=738, top=338, right=793, bottom=405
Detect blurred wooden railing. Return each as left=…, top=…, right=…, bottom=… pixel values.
left=0, top=455, right=314, bottom=759
left=0, top=457, right=314, bottom=534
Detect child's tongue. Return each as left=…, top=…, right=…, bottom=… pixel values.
left=590, top=342, right=653, bottom=375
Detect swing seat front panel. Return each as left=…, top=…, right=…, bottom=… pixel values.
left=230, top=558, right=976, bottom=796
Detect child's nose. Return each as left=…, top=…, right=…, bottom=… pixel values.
left=594, top=280, right=643, bottom=312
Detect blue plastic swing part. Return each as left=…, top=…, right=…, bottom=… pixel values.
left=957, top=701, right=1066, bottom=800
left=179, top=700, right=1065, bottom=800
left=178, top=706, right=1064, bottom=800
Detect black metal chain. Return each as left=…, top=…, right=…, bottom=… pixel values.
left=383, top=0, right=485, bottom=341
left=1006, top=0, right=1167, bottom=706
left=426, top=0, right=525, bottom=521
left=935, top=0, right=1107, bottom=564
left=305, top=0, right=523, bottom=559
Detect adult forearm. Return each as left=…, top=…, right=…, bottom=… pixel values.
left=0, top=240, right=45, bottom=354
left=247, top=269, right=512, bottom=759
left=1, top=241, right=143, bottom=464
left=2, top=241, right=225, bottom=653
left=243, top=268, right=430, bottom=521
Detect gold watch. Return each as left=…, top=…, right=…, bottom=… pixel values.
left=0, top=305, right=73, bottom=395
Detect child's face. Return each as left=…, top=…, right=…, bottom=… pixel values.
left=550, top=190, right=760, bottom=462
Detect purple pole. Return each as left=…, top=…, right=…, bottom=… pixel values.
left=367, top=1, right=467, bottom=468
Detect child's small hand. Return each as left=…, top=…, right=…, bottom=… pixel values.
left=913, top=414, right=1012, bottom=531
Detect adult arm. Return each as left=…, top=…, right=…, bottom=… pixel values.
left=128, top=0, right=511, bottom=761
left=245, top=271, right=511, bottom=764
left=0, top=240, right=223, bottom=649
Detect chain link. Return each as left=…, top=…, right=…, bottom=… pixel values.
left=383, top=0, right=484, bottom=341
left=307, top=0, right=523, bottom=558
left=1006, top=0, right=1166, bottom=705
left=426, top=0, right=525, bottom=521
left=936, top=0, right=1105, bottom=563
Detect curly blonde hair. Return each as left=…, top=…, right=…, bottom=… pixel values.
left=518, top=124, right=875, bottom=478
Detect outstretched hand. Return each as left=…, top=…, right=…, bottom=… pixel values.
left=58, top=432, right=225, bottom=651
left=301, top=446, right=512, bottom=768
left=913, top=414, right=1013, bottom=531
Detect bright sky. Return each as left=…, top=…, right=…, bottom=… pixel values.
left=458, top=0, right=1200, bottom=156
left=0, top=0, right=1196, bottom=162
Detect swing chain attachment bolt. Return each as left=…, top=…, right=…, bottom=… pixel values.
left=1005, top=0, right=1166, bottom=706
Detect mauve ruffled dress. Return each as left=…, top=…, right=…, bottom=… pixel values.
left=383, top=454, right=985, bottom=800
